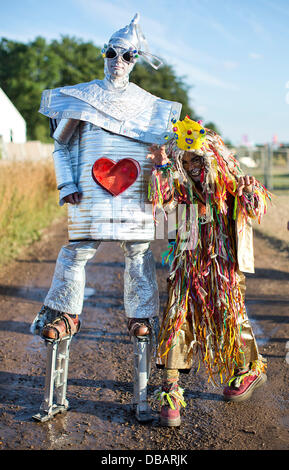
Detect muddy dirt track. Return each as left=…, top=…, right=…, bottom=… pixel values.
left=0, top=216, right=288, bottom=453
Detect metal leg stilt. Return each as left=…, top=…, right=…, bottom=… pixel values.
left=132, top=335, right=153, bottom=423
left=33, top=336, right=71, bottom=422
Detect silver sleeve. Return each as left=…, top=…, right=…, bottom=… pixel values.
left=51, top=119, right=80, bottom=189
left=53, top=118, right=80, bottom=145
left=53, top=141, right=75, bottom=189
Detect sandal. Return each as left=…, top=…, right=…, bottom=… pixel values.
left=41, top=313, right=81, bottom=341
left=127, top=318, right=151, bottom=338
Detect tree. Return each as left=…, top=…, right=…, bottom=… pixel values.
left=0, top=36, right=103, bottom=141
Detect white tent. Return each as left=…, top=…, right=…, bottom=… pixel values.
left=0, top=88, right=26, bottom=143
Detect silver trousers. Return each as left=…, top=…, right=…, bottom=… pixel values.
left=44, top=241, right=159, bottom=319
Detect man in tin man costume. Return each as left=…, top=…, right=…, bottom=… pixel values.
left=148, top=117, right=271, bottom=426
left=30, top=14, right=181, bottom=421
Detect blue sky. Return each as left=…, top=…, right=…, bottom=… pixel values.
left=1, top=0, right=288, bottom=145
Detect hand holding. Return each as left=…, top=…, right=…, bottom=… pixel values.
left=146, top=145, right=170, bottom=166
left=63, top=192, right=83, bottom=205
left=237, top=175, right=256, bottom=196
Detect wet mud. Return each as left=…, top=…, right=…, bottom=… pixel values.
left=0, top=216, right=288, bottom=451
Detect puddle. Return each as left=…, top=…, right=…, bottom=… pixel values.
left=246, top=304, right=270, bottom=346
left=281, top=415, right=289, bottom=429
left=250, top=318, right=270, bottom=346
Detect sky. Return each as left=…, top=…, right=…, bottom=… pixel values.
left=0, top=0, right=288, bottom=145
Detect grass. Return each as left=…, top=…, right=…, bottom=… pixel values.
left=0, top=160, right=65, bottom=267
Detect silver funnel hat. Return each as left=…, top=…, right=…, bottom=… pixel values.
left=103, top=13, right=163, bottom=70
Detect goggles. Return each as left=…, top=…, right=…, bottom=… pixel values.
left=102, top=45, right=138, bottom=63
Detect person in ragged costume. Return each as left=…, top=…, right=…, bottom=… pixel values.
left=147, top=116, right=271, bottom=426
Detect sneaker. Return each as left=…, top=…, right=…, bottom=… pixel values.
left=156, top=383, right=186, bottom=427
left=160, top=403, right=181, bottom=427
left=223, top=367, right=267, bottom=402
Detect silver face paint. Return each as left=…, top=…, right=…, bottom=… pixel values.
left=104, top=46, right=136, bottom=86
left=102, top=13, right=162, bottom=87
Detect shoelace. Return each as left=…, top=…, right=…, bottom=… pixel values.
left=154, top=385, right=187, bottom=410
left=228, top=369, right=255, bottom=388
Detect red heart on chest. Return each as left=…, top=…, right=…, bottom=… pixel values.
left=92, top=157, right=141, bottom=196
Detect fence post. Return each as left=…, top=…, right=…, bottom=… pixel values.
left=0, top=135, right=7, bottom=159
left=264, top=144, right=273, bottom=190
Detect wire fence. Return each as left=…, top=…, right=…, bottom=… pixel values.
left=230, top=145, right=289, bottom=191
left=0, top=136, right=53, bottom=161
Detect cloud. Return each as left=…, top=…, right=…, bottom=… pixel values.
left=148, top=36, right=239, bottom=91
left=207, top=18, right=241, bottom=44
left=194, top=104, right=208, bottom=116
left=249, top=52, right=263, bottom=60
left=223, top=60, right=239, bottom=70
left=178, top=61, right=239, bottom=91
left=246, top=17, right=265, bottom=36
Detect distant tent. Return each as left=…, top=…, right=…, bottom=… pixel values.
left=0, top=88, right=26, bottom=143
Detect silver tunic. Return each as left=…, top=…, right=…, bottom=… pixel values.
left=67, top=123, right=155, bottom=240
left=39, top=79, right=182, bottom=241
left=39, top=79, right=181, bottom=145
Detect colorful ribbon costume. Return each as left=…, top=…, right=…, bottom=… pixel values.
left=149, top=118, right=271, bottom=385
